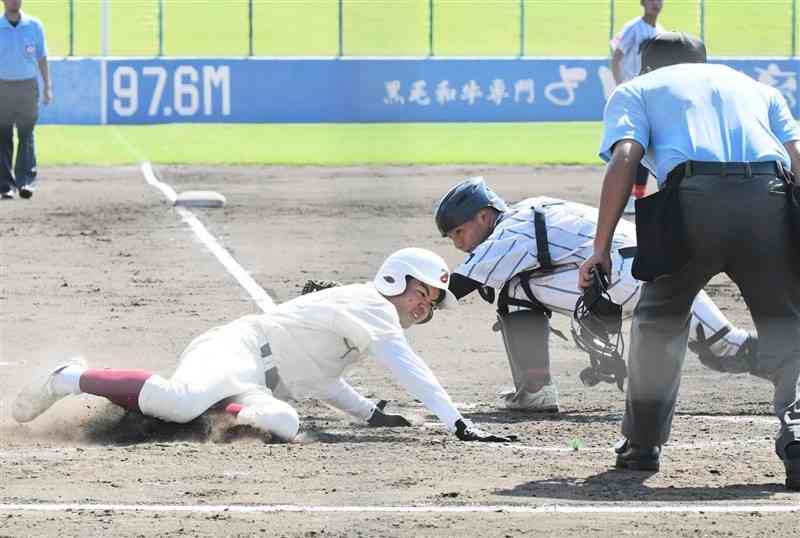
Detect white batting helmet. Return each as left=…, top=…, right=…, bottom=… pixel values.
left=373, top=248, right=458, bottom=312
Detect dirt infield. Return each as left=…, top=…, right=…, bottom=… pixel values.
left=1, top=165, right=797, bottom=537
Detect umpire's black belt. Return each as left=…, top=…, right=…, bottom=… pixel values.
left=0, top=77, right=37, bottom=87
left=667, top=160, right=784, bottom=185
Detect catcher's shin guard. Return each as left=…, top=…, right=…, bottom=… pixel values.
left=689, top=325, right=759, bottom=376
left=494, top=308, right=552, bottom=391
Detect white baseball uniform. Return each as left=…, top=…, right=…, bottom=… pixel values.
left=611, top=17, right=664, bottom=83
left=454, top=196, right=749, bottom=357
left=138, top=282, right=464, bottom=438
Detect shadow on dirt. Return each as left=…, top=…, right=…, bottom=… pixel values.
left=81, top=404, right=273, bottom=445
left=496, top=469, right=784, bottom=501
left=464, top=410, right=624, bottom=425
left=297, top=429, right=423, bottom=444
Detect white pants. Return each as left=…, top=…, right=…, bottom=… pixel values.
left=137, top=325, right=300, bottom=440
left=508, top=251, right=748, bottom=357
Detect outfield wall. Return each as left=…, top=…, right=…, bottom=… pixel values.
left=40, top=58, right=799, bottom=124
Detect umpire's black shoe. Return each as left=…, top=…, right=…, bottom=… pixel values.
left=614, top=438, right=661, bottom=471
left=785, top=442, right=800, bottom=491
left=19, top=186, right=33, bottom=199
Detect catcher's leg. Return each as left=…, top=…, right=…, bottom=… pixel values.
left=607, top=250, right=643, bottom=317
left=224, top=387, right=300, bottom=442
left=495, top=308, right=558, bottom=412
left=687, top=289, right=754, bottom=373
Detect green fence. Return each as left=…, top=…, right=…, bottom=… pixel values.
left=27, top=0, right=798, bottom=58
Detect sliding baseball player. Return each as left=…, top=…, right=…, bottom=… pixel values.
left=13, top=248, right=512, bottom=443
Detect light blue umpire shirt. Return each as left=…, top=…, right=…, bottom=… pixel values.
left=599, top=63, right=800, bottom=188
left=0, top=11, right=48, bottom=81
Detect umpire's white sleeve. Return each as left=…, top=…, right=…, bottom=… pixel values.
left=315, top=377, right=376, bottom=421
left=370, top=334, right=463, bottom=432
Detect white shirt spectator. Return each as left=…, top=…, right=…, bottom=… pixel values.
left=611, top=17, right=664, bottom=83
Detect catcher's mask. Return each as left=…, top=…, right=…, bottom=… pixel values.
left=571, top=265, right=627, bottom=391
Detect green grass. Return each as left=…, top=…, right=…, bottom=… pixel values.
left=24, top=2, right=795, bottom=167
left=37, top=123, right=604, bottom=165
left=27, top=0, right=798, bottom=58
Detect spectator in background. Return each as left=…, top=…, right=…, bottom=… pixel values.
left=610, top=0, right=664, bottom=214
left=0, top=0, right=52, bottom=200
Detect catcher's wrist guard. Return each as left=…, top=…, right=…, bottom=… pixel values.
left=571, top=265, right=626, bottom=391
left=301, top=279, right=342, bottom=295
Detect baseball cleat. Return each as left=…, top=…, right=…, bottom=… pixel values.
left=12, top=356, right=87, bottom=423
left=614, top=438, right=661, bottom=471
left=497, top=384, right=560, bottom=413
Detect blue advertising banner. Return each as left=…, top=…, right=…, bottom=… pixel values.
left=38, top=58, right=102, bottom=124
left=40, top=57, right=800, bottom=124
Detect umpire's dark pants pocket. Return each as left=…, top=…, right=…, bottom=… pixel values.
left=631, top=187, right=691, bottom=282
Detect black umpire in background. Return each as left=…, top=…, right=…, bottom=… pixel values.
left=580, top=32, right=800, bottom=491
left=0, top=0, right=51, bottom=200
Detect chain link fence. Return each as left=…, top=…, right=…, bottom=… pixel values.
left=28, top=0, right=798, bottom=58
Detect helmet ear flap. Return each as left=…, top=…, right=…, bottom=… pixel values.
left=375, top=268, right=408, bottom=297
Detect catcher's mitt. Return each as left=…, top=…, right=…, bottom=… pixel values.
left=301, top=279, right=342, bottom=295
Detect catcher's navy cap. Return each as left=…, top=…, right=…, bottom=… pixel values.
left=639, top=32, right=707, bottom=75
left=434, top=177, right=508, bottom=237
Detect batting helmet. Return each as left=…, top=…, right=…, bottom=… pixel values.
left=373, top=248, right=458, bottom=320
left=434, top=177, right=508, bottom=237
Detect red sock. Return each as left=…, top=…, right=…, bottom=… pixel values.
left=632, top=184, right=647, bottom=199
left=79, top=369, right=153, bottom=412
left=225, top=403, right=244, bottom=417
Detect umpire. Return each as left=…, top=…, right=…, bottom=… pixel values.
left=579, top=32, right=800, bottom=491
left=0, top=0, right=51, bottom=200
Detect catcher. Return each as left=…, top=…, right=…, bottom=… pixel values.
left=433, top=177, right=757, bottom=412
left=13, top=248, right=512, bottom=444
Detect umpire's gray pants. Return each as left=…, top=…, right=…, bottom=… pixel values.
left=0, top=79, right=39, bottom=192
left=622, top=173, right=800, bottom=461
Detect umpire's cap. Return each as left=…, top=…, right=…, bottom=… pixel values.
left=434, top=177, right=508, bottom=237
left=639, top=32, right=707, bottom=75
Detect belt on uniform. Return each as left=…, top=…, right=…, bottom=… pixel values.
left=618, top=246, right=637, bottom=259
left=261, top=343, right=282, bottom=391
left=0, top=78, right=37, bottom=86
left=667, top=160, right=785, bottom=185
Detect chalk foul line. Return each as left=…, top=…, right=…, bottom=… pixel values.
left=0, top=502, right=799, bottom=515
left=141, top=162, right=275, bottom=313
